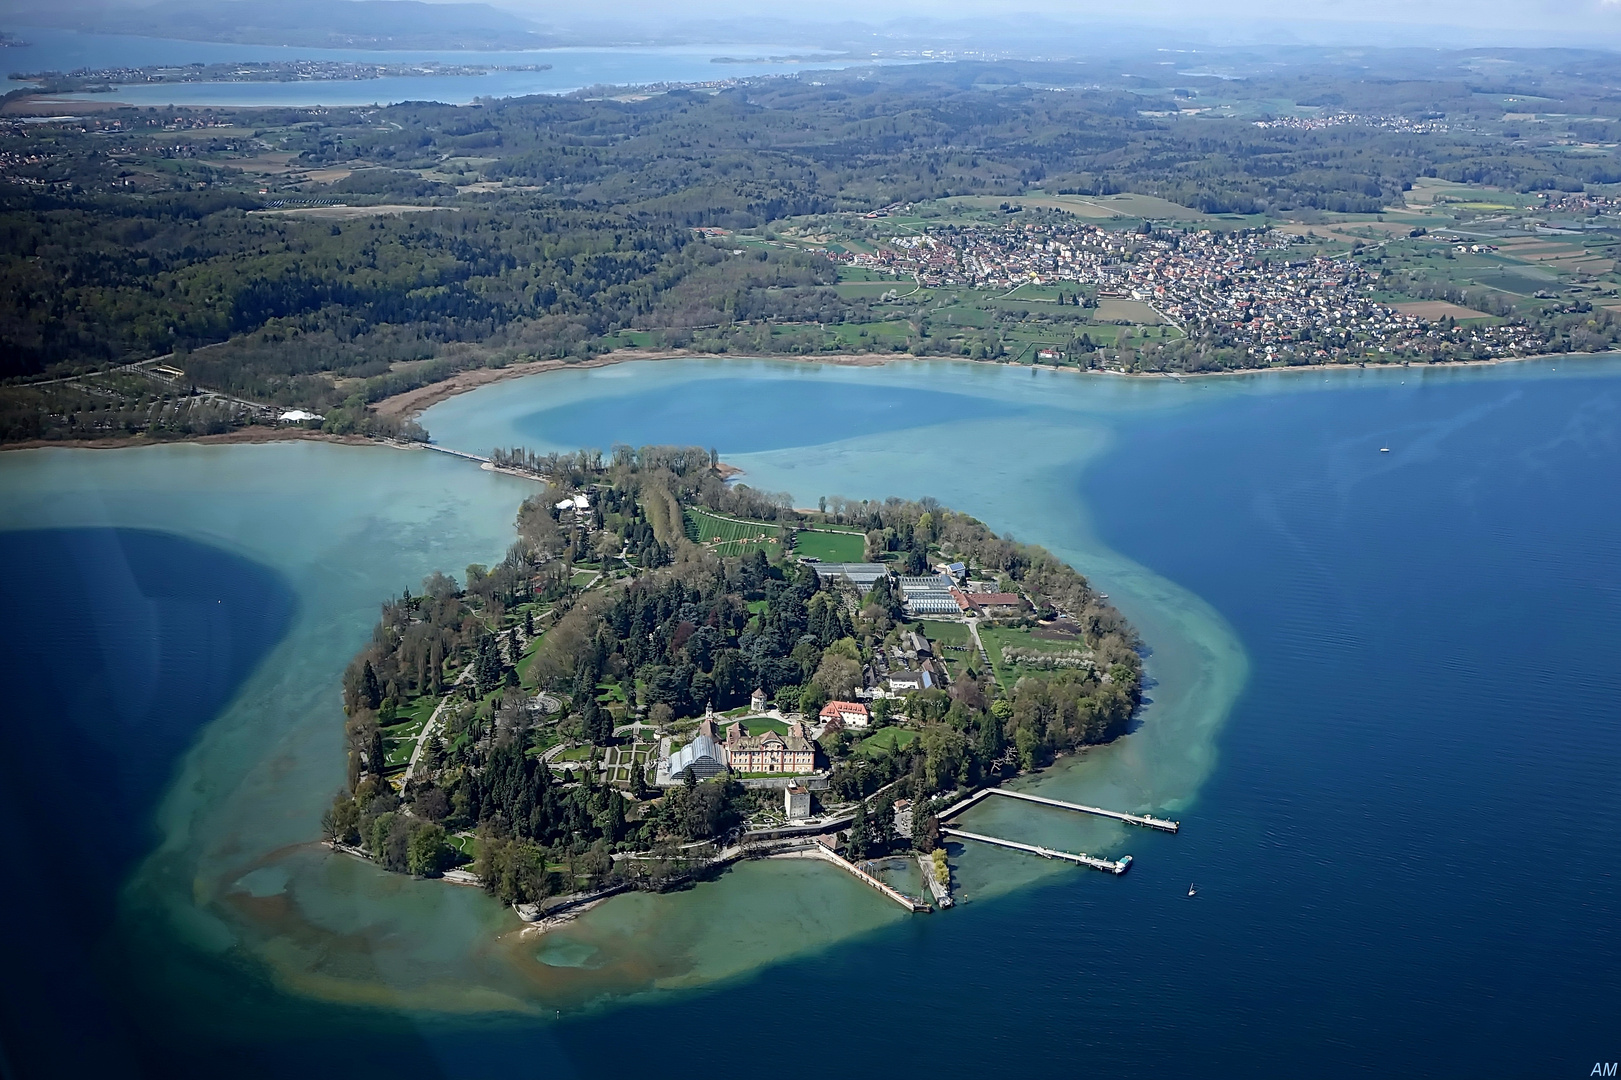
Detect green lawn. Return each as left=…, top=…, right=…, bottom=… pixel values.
left=855, top=727, right=918, bottom=758
left=918, top=620, right=971, bottom=647
left=793, top=528, right=866, bottom=562
left=742, top=717, right=790, bottom=736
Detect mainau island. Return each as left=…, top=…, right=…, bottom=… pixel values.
left=325, top=444, right=1149, bottom=919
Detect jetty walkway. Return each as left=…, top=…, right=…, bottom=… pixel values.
left=936, top=786, right=1179, bottom=833
left=812, top=843, right=932, bottom=912
left=942, top=827, right=1132, bottom=875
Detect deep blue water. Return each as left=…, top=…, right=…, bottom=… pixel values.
left=6, top=369, right=1621, bottom=1077
left=497, top=372, right=1613, bottom=1078
left=0, top=528, right=295, bottom=1080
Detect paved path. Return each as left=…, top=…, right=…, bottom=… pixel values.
left=401, top=663, right=473, bottom=786
left=966, top=617, right=993, bottom=672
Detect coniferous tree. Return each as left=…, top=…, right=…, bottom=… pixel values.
left=366, top=727, right=387, bottom=777
left=847, top=802, right=871, bottom=860
left=361, top=661, right=383, bottom=711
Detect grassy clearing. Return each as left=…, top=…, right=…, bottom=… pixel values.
left=832, top=281, right=908, bottom=299
left=918, top=620, right=971, bottom=647
left=793, top=528, right=866, bottom=562
left=855, top=727, right=918, bottom=758
left=743, top=717, right=790, bottom=736
left=1093, top=298, right=1166, bottom=324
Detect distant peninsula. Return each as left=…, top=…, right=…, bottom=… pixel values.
left=10, top=61, right=550, bottom=94
left=325, top=445, right=1143, bottom=917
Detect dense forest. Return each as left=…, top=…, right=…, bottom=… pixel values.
left=325, top=445, right=1142, bottom=906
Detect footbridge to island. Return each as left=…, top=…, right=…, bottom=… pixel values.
left=936, top=786, right=1180, bottom=833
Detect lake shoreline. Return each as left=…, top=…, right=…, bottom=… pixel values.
left=0, top=425, right=382, bottom=454
left=10, top=348, right=1610, bottom=456
left=375, top=346, right=1611, bottom=424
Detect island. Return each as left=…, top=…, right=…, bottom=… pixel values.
left=324, top=444, right=1143, bottom=916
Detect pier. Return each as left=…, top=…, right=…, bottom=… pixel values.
left=942, top=828, right=1132, bottom=874
left=935, top=787, right=1179, bottom=833
left=811, top=842, right=932, bottom=912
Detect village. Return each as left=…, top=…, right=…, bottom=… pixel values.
left=837, top=219, right=1545, bottom=362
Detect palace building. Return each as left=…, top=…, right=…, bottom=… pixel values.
left=724, top=719, right=817, bottom=774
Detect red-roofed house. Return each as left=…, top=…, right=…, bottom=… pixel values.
left=965, top=592, right=1026, bottom=615
left=819, top=700, right=870, bottom=730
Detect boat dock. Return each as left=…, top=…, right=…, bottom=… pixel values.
left=942, top=828, right=1132, bottom=875
left=936, top=786, right=1179, bottom=833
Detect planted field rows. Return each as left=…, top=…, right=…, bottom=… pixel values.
left=685, top=509, right=781, bottom=557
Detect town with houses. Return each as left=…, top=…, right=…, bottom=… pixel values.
left=841, top=219, right=1547, bottom=362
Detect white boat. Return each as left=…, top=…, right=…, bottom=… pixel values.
left=1187, top=883, right=1197, bottom=897
left=1379, top=447, right=1391, bottom=453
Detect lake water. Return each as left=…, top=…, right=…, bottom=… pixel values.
left=0, top=28, right=870, bottom=107
left=1, top=356, right=1618, bottom=1077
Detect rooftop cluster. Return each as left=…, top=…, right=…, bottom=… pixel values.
left=845, top=221, right=1543, bottom=363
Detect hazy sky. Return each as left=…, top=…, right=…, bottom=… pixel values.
left=490, top=0, right=1621, bottom=46
left=8, top=0, right=1620, bottom=48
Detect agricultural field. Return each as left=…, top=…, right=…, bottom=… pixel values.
left=938, top=191, right=1217, bottom=222
left=792, top=527, right=866, bottom=562
left=978, top=625, right=1094, bottom=688
left=1093, top=299, right=1167, bottom=324
left=685, top=508, right=783, bottom=557
left=919, top=620, right=978, bottom=681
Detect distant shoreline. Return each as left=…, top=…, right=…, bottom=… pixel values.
left=0, top=425, right=378, bottom=453
left=8, top=348, right=1612, bottom=455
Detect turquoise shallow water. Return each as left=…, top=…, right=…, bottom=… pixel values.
left=2, top=355, right=1619, bottom=1076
